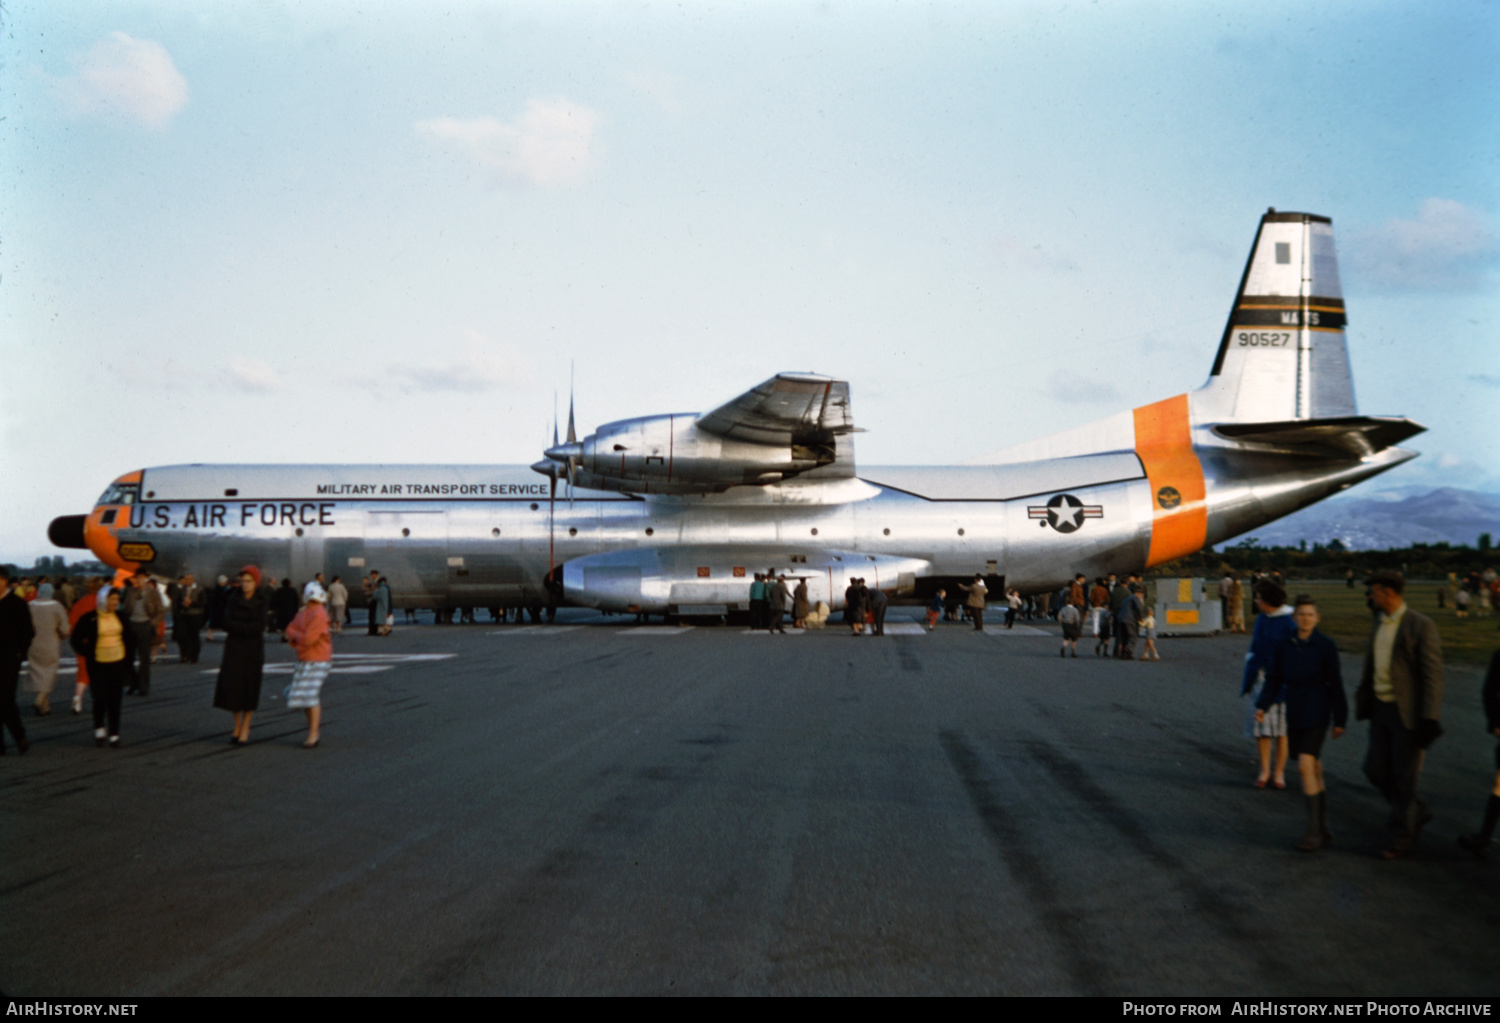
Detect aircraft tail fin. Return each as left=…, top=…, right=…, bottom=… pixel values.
left=1192, top=209, right=1356, bottom=424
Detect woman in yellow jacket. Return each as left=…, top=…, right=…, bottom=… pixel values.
left=69, top=586, right=137, bottom=748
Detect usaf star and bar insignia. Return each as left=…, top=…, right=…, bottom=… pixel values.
left=1027, top=493, right=1104, bottom=534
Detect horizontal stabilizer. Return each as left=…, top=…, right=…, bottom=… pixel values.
left=1213, top=416, right=1425, bottom=458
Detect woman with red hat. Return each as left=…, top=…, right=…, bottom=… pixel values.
left=214, top=566, right=270, bottom=745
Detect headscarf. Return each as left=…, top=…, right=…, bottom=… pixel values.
left=97, top=585, right=116, bottom=613
left=303, top=582, right=327, bottom=604
left=240, top=565, right=262, bottom=586
left=36, top=584, right=54, bottom=600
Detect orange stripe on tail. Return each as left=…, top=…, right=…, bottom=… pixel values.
left=1133, top=394, right=1207, bottom=568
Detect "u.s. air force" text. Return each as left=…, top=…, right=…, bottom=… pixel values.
left=128, top=504, right=337, bottom=529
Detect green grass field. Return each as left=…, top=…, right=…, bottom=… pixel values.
left=1234, top=581, right=1500, bottom=667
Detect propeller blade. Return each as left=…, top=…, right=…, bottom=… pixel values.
left=567, top=365, right=577, bottom=507
left=547, top=460, right=556, bottom=584
left=566, top=363, right=578, bottom=443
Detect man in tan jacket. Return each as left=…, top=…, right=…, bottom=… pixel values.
left=1355, top=570, right=1444, bottom=859
left=959, top=574, right=988, bottom=631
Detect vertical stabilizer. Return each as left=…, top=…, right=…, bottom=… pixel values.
left=1194, top=210, right=1356, bottom=424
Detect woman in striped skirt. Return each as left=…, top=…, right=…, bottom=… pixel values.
left=284, top=581, right=332, bottom=748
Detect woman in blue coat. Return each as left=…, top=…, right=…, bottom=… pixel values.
left=1242, top=580, right=1298, bottom=788
left=1257, top=595, right=1347, bottom=852
left=373, top=576, right=393, bottom=636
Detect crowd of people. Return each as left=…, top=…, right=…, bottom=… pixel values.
left=3, top=559, right=1498, bottom=864
left=1236, top=570, right=1500, bottom=861
left=1438, top=569, right=1499, bottom=619
left=0, top=565, right=350, bottom=753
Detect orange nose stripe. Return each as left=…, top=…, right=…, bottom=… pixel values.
left=1133, top=394, right=1207, bottom=567
left=83, top=508, right=139, bottom=573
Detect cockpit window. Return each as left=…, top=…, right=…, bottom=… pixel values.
left=97, top=483, right=140, bottom=506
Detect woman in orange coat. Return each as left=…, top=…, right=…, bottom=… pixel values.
left=66, top=577, right=105, bottom=714
left=283, top=582, right=332, bottom=748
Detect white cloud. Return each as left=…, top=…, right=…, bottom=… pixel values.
left=416, top=99, right=600, bottom=188
left=1347, top=199, right=1498, bottom=291
left=225, top=355, right=282, bottom=393
left=387, top=332, right=531, bottom=393
left=57, top=32, right=189, bottom=130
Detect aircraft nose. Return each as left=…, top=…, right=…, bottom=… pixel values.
left=49, top=515, right=89, bottom=549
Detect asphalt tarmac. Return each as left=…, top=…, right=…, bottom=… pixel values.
left=4, top=611, right=1498, bottom=996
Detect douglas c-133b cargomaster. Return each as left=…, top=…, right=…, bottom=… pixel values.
left=49, top=210, right=1424, bottom=619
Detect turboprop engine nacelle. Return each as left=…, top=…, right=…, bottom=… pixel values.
left=566, top=414, right=834, bottom=495
left=535, top=373, right=856, bottom=496
left=562, top=547, right=930, bottom=614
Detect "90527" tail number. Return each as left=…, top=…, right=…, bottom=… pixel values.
left=1237, top=331, right=1292, bottom=347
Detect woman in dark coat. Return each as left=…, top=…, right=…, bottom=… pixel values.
left=1256, top=595, right=1346, bottom=851
left=206, top=575, right=230, bottom=640
left=843, top=579, right=865, bottom=635
left=1457, top=649, right=1500, bottom=858
left=271, top=578, right=299, bottom=633
left=214, top=566, right=269, bottom=745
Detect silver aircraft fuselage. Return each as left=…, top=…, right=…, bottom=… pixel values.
left=50, top=210, right=1424, bottom=612
left=59, top=422, right=1414, bottom=614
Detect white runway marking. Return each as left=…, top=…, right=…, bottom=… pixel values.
left=882, top=623, right=928, bottom=635
left=487, top=626, right=580, bottom=636
left=983, top=625, right=1052, bottom=637
left=619, top=626, right=694, bottom=635
left=203, top=663, right=396, bottom=676
left=197, top=652, right=454, bottom=677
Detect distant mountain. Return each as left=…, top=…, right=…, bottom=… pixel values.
left=1221, top=487, right=1500, bottom=551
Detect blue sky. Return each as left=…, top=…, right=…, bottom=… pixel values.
left=3, top=0, right=1496, bottom=561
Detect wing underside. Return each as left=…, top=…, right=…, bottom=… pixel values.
left=1212, top=416, right=1424, bottom=458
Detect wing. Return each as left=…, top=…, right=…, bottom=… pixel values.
left=696, top=374, right=855, bottom=446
